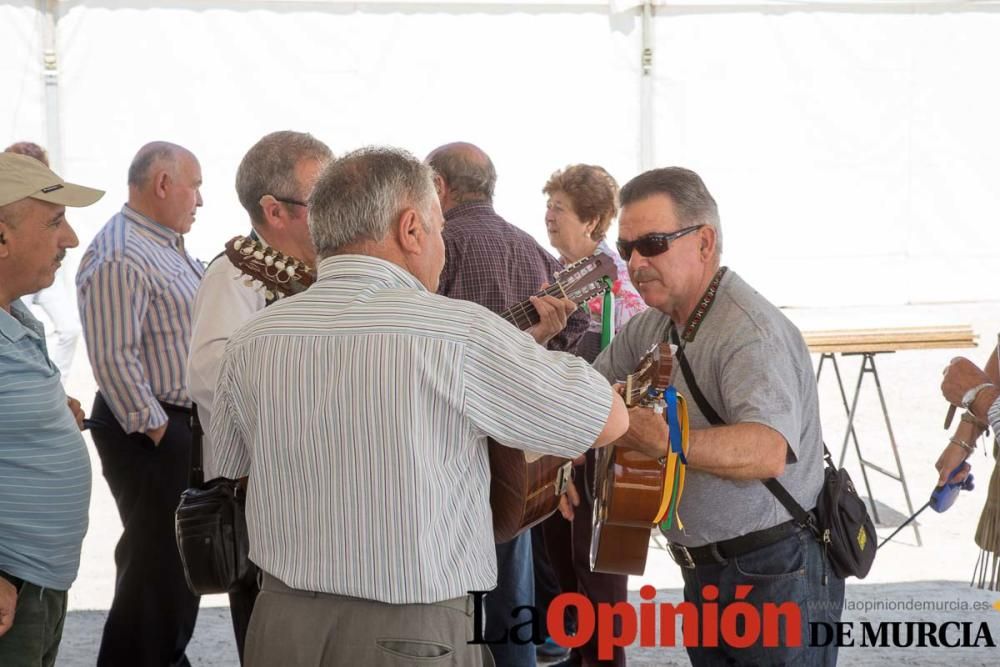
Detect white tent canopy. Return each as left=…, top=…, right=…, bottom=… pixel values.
left=4, top=0, right=1000, bottom=306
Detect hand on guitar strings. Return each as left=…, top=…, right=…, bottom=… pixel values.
left=610, top=383, right=671, bottom=459
left=558, top=478, right=581, bottom=521
left=526, top=286, right=577, bottom=345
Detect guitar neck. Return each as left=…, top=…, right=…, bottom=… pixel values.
left=500, top=283, right=571, bottom=332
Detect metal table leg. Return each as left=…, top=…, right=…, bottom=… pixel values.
left=833, top=353, right=882, bottom=525
left=827, top=352, right=921, bottom=545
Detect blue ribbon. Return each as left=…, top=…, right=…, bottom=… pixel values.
left=664, top=386, right=686, bottom=464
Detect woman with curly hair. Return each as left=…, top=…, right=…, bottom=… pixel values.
left=544, top=164, right=644, bottom=363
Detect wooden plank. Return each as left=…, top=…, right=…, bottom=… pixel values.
left=802, top=325, right=977, bottom=354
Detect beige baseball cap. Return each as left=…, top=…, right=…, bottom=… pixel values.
left=0, top=152, right=104, bottom=208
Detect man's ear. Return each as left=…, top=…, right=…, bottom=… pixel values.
left=700, top=225, right=717, bottom=260
left=396, top=207, right=424, bottom=255
left=432, top=174, right=446, bottom=199
left=0, top=223, right=9, bottom=259
left=153, top=170, right=171, bottom=200
left=258, top=195, right=285, bottom=229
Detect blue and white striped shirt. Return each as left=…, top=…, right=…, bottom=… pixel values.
left=0, top=300, right=91, bottom=590
left=76, top=206, right=204, bottom=433
left=211, top=256, right=613, bottom=604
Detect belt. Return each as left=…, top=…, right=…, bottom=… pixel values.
left=159, top=401, right=192, bottom=415
left=667, top=516, right=807, bottom=569
left=260, top=573, right=475, bottom=615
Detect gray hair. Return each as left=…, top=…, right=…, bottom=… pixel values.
left=426, top=143, right=496, bottom=204
left=309, top=146, right=437, bottom=258
left=619, top=167, right=723, bottom=256
left=235, top=131, right=332, bottom=227
left=127, top=141, right=187, bottom=187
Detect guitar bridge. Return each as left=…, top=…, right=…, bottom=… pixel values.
left=554, top=461, right=573, bottom=496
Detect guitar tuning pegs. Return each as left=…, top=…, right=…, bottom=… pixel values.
left=265, top=290, right=275, bottom=301
left=285, top=265, right=296, bottom=277
left=253, top=250, right=265, bottom=260
left=233, top=239, right=243, bottom=250
left=274, top=260, right=286, bottom=271
left=264, top=255, right=274, bottom=266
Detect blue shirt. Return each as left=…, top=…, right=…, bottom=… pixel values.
left=0, top=299, right=91, bottom=590
left=77, top=205, right=205, bottom=433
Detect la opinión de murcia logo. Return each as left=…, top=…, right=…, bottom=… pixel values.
left=469, top=584, right=998, bottom=659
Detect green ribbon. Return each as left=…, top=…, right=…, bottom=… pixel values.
left=600, top=277, right=614, bottom=350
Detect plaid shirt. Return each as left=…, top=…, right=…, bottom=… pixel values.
left=437, top=202, right=586, bottom=353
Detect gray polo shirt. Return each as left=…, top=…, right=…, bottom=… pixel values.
left=593, top=269, right=824, bottom=547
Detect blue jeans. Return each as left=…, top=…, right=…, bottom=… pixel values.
left=485, top=532, right=536, bottom=667
left=680, top=528, right=845, bottom=666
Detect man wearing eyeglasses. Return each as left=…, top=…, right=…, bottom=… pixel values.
left=186, top=131, right=331, bottom=662
left=592, top=167, right=844, bottom=666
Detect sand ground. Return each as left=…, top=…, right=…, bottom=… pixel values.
left=53, top=302, right=1000, bottom=665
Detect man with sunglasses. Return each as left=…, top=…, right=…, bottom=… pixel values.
left=592, top=167, right=844, bottom=666
left=186, top=131, right=331, bottom=662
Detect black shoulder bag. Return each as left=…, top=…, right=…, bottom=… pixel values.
left=670, top=328, right=876, bottom=580
left=174, top=405, right=254, bottom=594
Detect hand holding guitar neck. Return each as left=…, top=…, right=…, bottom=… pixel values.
left=525, top=288, right=577, bottom=345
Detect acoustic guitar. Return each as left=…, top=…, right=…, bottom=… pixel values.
left=223, top=235, right=618, bottom=544
left=489, top=252, right=617, bottom=542
left=590, top=343, right=674, bottom=575
left=224, top=236, right=314, bottom=299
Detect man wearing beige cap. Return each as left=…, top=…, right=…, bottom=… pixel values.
left=0, top=152, right=103, bottom=666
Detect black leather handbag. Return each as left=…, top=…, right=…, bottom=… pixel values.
left=175, top=406, right=253, bottom=595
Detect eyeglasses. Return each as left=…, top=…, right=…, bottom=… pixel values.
left=271, top=195, right=308, bottom=208
left=616, top=225, right=704, bottom=261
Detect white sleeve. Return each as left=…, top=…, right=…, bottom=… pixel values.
left=462, top=308, right=613, bottom=459
left=186, top=260, right=263, bottom=477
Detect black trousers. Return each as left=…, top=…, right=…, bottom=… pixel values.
left=228, top=566, right=259, bottom=664
left=90, top=393, right=201, bottom=667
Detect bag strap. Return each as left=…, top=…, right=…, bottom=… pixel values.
left=190, top=404, right=205, bottom=487
left=670, top=327, right=723, bottom=426
left=668, top=326, right=816, bottom=529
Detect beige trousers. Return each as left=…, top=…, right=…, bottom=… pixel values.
left=244, top=573, right=496, bottom=667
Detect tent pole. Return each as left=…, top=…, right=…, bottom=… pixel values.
left=38, top=0, right=62, bottom=171
left=639, top=0, right=654, bottom=171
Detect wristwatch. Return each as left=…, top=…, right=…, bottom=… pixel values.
left=960, top=382, right=995, bottom=410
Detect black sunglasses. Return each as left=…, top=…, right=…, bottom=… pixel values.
left=271, top=195, right=308, bottom=208
left=616, top=225, right=705, bottom=261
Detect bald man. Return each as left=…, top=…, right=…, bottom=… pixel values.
left=77, top=142, right=205, bottom=666
left=428, top=142, right=588, bottom=667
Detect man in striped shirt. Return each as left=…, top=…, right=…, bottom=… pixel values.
left=0, top=153, right=103, bottom=665
left=210, top=147, right=629, bottom=666
left=186, top=130, right=331, bottom=662
left=76, top=142, right=205, bottom=666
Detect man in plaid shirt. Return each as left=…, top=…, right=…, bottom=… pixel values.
left=428, top=142, right=588, bottom=667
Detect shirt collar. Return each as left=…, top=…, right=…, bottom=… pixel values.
left=0, top=299, right=44, bottom=343
left=443, top=201, right=495, bottom=222
left=316, top=255, right=426, bottom=292
left=121, top=204, right=183, bottom=248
